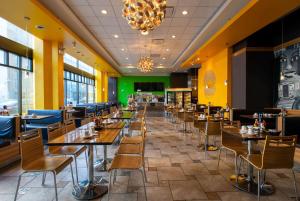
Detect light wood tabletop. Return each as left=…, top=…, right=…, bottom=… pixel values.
left=103, top=111, right=134, bottom=120
left=47, top=125, right=122, bottom=146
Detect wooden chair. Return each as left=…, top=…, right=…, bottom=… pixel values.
left=15, top=129, right=74, bottom=201
left=108, top=126, right=147, bottom=201
left=217, top=121, right=247, bottom=181
left=64, top=119, right=76, bottom=133
left=204, top=120, right=222, bottom=159
left=239, top=135, right=298, bottom=201
left=110, top=106, right=117, bottom=113
left=47, top=123, right=87, bottom=183
left=120, top=118, right=146, bottom=145
left=183, top=111, right=194, bottom=133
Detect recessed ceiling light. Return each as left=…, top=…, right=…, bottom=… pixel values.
left=166, top=48, right=170, bottom=51
left=162, top=57, right=166, bottom=60
left=35, top=25, right=45, bottom=30
left=121, top=48, right=125, bottom=51
left=127, top=65, right=135, bottom=69
left=113, top=34, right=119, bottom=38
left=157, top=66, right=165, bottom=69
left=101, top=10, right=107, bottom=15
left=172, top=35, right=176, bottom=39
left=125, top=57, right=128, bottom=60
left=182, top=10, right=188, bottom=15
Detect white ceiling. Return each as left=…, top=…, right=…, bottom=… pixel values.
left=63, top=0, right=227, bottom=75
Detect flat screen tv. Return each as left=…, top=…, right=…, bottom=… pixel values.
left=134, top=82, right=164, bottom=92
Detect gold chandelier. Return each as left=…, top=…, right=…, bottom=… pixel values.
left=122, top=0, right=167, bottom=35
left=138, top=56, right=154, bottom=72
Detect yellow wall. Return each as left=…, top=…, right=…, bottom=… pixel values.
left=95, top=69, right=103, bottom=102
left=198, top=48, right=229, bottom=107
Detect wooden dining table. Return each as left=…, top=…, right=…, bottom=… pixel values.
left=222, top=127, right=275, bottom=196
left=103, top=111, right=134, bottom=120
left=47, top=122, right=123, bottom=200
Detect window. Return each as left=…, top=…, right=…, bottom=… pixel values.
left=63, top=53, right=94, bottom=74
left=0, top=17, right=34, bottom=48
left=64, top=71, right=95, bottom=105
left=0, top=49, right=33, bottom=114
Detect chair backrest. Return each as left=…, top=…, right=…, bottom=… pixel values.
left=177, top=111, right=184, bottom=120
left=184, top=111, right=194, bottom=122
left=81, top=117, right=92, bottom=126
left=205, top=121, right=221, bottom=136
left=110, top=106, right=117, bottom=113
left=20, top=129, right=44, bottom=169
left=47, top=122, right=64, bottom=141
left=262, top=135, right=297, bottom=169
left=64, top=119, right=76, bottom=133
left=102, top=110, right=109, bottom=117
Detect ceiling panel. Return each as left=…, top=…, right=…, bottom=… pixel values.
left=64, top=0, right=227, bottom=74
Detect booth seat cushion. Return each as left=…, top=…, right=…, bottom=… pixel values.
left=27, top=110, right=64, bottom=124
left=0, top=116, right=16, bottom=139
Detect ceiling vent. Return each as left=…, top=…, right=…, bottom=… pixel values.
left=165, top=6, right=174, bottom=18
left=152, top=39, right=164, bottom=45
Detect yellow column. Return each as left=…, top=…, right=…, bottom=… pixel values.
left=95, top=69, right=103, bottom=102
left=102, top=72, right=108, bottom=102
left=33, top=39, right=64, bottom=109
left=52, top=42, right=64, bottom=109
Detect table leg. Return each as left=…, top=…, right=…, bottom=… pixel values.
left=72, top=145, right=108, bottom=200
left=23, top=120, right=27, bottom=132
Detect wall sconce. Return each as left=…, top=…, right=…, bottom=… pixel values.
left=58, top=44, right=65, bottom=55
left=113, top=91, right=115, bottom=95
left=205, top=84, right=209, bottom=89
left=224, top=80, right=228, bottom=86
left=280, top=72, right=285, bottom=80
left=102, top=88, right=105, bottom=92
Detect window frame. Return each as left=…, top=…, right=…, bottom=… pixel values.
left=0, top=48, right=33, bottom=114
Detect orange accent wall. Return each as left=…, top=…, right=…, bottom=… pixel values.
left=198, top=48, right=229, bottom=107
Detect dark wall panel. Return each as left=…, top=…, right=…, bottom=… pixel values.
left=170, top=73, right=188, bottom=88
left=231, top=51, right=246, bottom=109
left=108, top=77, right=117, bottom=103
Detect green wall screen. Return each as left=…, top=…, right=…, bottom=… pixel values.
left=117, top=76, right=170, bottom=106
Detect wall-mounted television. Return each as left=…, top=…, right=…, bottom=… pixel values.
left=134, top=82, right=164, bottom=92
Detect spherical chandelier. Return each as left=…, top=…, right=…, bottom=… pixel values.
left=138, top=56, right=154, bottom=72
left=122, top=0, right=167, bottom=35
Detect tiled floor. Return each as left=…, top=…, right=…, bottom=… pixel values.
left=0, top=115, right=299, bottom=201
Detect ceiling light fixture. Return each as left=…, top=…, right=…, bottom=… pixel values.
left=166, top=48, right=170, bottom=51
left=162, top=57, right=166, bottom=60
left=182, top=10, right=188, bottom=15
left=101, top=10, right=107, bottom=15
left=121, top=48, right=125, bottom=51
left=125, top=57, right=129, bottom=60
left=172, top=35, right=176, bottom=38
left=122, top=0, right=167, bottom=34
left=114, top=34, right=119, bottom=38
left=141, top=30, right=149, bottom=35
left=137, top=56, right=154, bottom=73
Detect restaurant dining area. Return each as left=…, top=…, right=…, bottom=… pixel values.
left=2, top=0, right=300, bottom=201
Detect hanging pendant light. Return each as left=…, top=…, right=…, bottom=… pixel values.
left=138, top=56, right=154, bottom=72
left=122, top=0, right=167, bottom=34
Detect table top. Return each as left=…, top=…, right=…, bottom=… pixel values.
left=103, top=111, right=134, bottom=120
left=222, top=127, right=267, bottom=141
left=104, top=121, right=126, bottom=129
left=240, top=114, right=277, bottom=119
left=47, top=123, right=122, bottom=146
left=121, top=107, right=136, bottom=112
left=21, top=115, right=53, bottom=120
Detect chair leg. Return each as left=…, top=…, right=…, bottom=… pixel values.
left=113, top=169, right=117, bottom=184
left=234, top=155, right=238, bottom=183
left=42, top=172, right=47, bottom=185
left=85, top=150, right=88, bottom=168
left=107, top=170, right=113, bottom=201
left=70, top=163, right=75, bottom=186
left=217, top=147, right=222, bottom=169
left=205, top=136, right=208, bottom=159
left=140, top=169, right=148, bottom=201
left=257, top=170, right=261, bottom=201
left=14, top=173, right=23, bottom=201
left=237, top=156, right=243, bottom=184
left=52, top=171, right=58, bottom=201
left=292, top=169, right=299, bottom=201
left=74, top=156, right=79, bottom=183
left=143, top=164, right=148, bottom=183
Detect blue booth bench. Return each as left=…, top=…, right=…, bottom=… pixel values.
left=26, top=110, right=64, bottom=141
left=0, top=116, right=20, bottom=168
